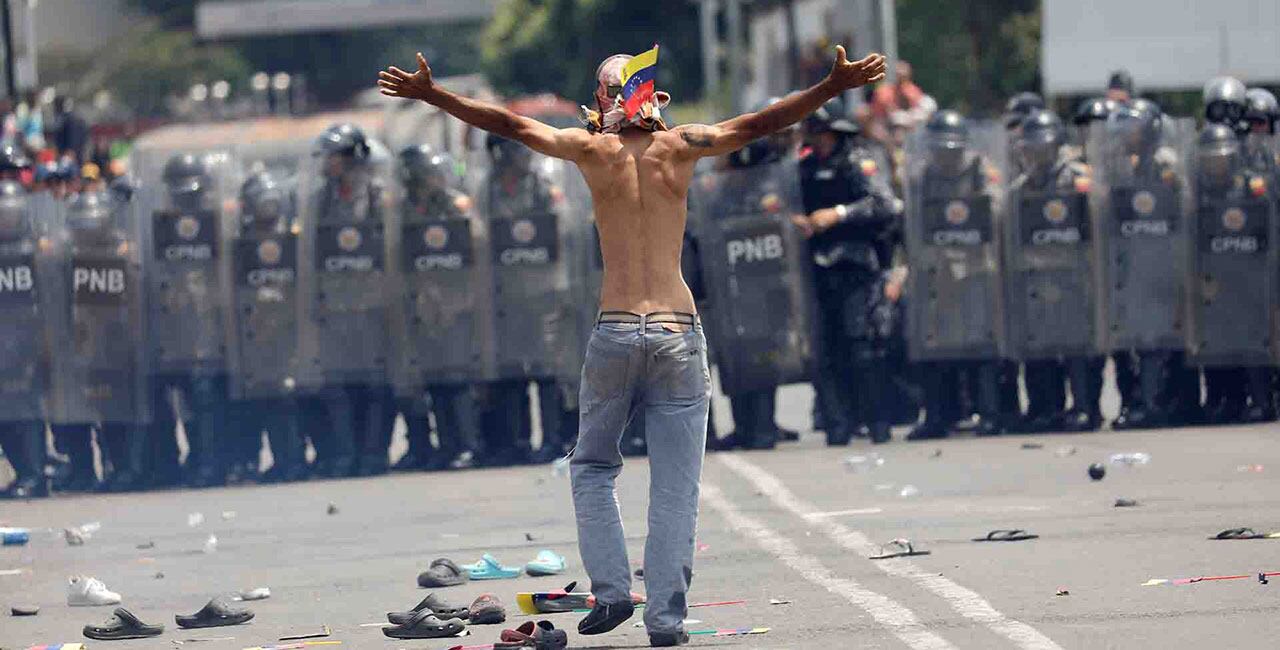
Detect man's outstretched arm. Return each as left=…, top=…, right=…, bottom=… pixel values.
left=378, top=53, right=590, bottom=162
left=675, top=46, right=887, bottom=159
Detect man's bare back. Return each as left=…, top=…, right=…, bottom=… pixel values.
left=378, top=47, right=885, bottom=315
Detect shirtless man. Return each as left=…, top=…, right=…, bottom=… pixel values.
left=379, top=47, right=885, bottom=646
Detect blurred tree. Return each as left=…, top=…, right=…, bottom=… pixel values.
left=124, top=0, right=198, bottom=28
left=897, top=0, right=1039, bottom=114
left=481, top=0, right=703, bottom=106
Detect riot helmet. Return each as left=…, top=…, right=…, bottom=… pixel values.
left=240, top=170, right=287, bottom=224
left=486, top=133, right=534, bottom=175
left=1107, top=105, right=1162, bottom=159
left=1203, top=76, right=1248, bottom=129
left=1017, top=109, right=1065, bottom=175
left=803, top=97, right=858, bottom=138
left=1073, top=97, right=1120, bottom=126
left=0, top=179, right=28, bottom=239
left=925, top=109, right=970, bottom=176
left=1195, top=122, right=1242, bottom=190
left=1244, top=88, right=1278, bottom=135
left=108, top=174, right=137, bottom=204
left=314, top=123, right=371, bottom=179
left=66, top=190, right=115, bottom=239
left=1003, top=92, right=1045, bottom=131
left=162, top=152, right=214, bottom=209
left=398, top=143, right=455, bottom=199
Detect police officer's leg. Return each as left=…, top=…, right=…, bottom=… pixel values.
left=187, top=374, right=229, bottom=487
left=51, top=423, right=96, bottom=492
left=392, top=393, right=430, bottom=471
left=1243, top=367, right=1275, bottom=422
left=431, top=383, right=479, bottom=470
left=1, top=420, right=48, bottom=497
left=747, top=389, right=778, bottom=450
left=145, top=378, right=181, bottom=487
left=353, top=383, right=392, bottom=476
left=318, top=385, right=357, bottom=478
left=816, top=275, right=857, bottom=446
left=908, top=362, right=951, bottom=440
left=1207, top=367, right=1246, bottom=424
left=482, top=380, right=523, bottom=466
left=529, top=378, right=567, bottom=463
left=854, top=350, right=890, bottom=444
left=998, top=360, right=1024, bottom=431
left=1112, top=352, right=1138, bottom=417
left=1063, top=357, right=1101, bottom=431
left=1122, top=350, right=1167, bottom=429
left=263, top=398, right=307, bottom=482
left=974, top=361, right=1003, bottom=436
left=1166, top=352, right=1203, bottom=425
left=1022, top=360, right=1054, bottom=432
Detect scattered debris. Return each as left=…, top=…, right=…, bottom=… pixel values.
left=551, top=456, right=571, bottom=478
left=326, top=503, right=338, bottom=516
left=972, top=529, right=1039, bottom=542
left=696, top=542, right=711, bottom=553
left=873, top=483, right=895, bottom=491
left=279, top=625, right=331, bottom=641
left=1113, top=498, right=1139, bottom=508
left=870, top=538, right=931, bottom=560
left=137, top=541, right=156, bottom=550
left=172, top=636, right=237, bottom=644
left=1108, top=452, right=1151, bottom=466
left=1054, top=446, right=1077, bottom=457
left=155, top=572, right=165, bottom=580
left=930, top=448, right=943, bottom=458
left=1143, top=571, right=1280, bottom=586
left=524, top=550, right=566, bottom=576
left=1020, top=442, right=1044, bottom=450
left=898, top=485, right=920, bottom=498
left=203, top=535, right=219, bottom=554
left=1, top=568, right=26, bottom=576
left=1055, top=588, right=1070, bottom=596
left=67, top=575, right=122, bottom=606
left=243, top=643, right=342, bottom=650
left=1, top=526, right=30, bottom=546
left=63, top=527, right=87, bottom=546
left=1088, top=463, right=1106, bottom=481
left=23, top=644, right=86, bottom=650
left=11, top=604, right=39, bottom=616
left=690, top=627, right=770, bottom=638
left=768, top=598, right=791, bottom=605
left=1236, top=464, right=1265, bottom=473
left=524, top=532, right=537, bottom=542
left=232, top=587, right=271, bottom=602
left=842, top=454, right=886, bottom=472
left=188, top=512, right=205, bottom=527
left=221, top=511, right=238, bottom=521
left=1209, top=527, right=1280, bottom=540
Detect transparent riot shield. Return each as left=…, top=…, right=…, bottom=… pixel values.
left=225, top=167, right=305, bottom=400
left=131, top=147, right=240, bottom=377
left=903, top=120, right=1008, bottom=361
left=295, top=143, right=395, bottom=389
left=1002, top=154, right=1095, bottom=360
left=563, top=165, right=599, bottom=406
left=468, top=149, right=586, bottom=387
left=691, top=159, right=816, bottom=394
left=1088, top=117, right=1194, bottom=353
left=0, top=191, right=58, bottom=422
left=1185, top=130, right=1276, bottom=366
left=45, top=191, right=150, bottom=425
left=387, top=154, right=493, bottom=398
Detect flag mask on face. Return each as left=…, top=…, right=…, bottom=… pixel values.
left=580, top=48, right=671, bottom=134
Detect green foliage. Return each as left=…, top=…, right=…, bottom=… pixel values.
left=124, top=0, right=197, bottom=27
left=481, top=0, right=703, bottom=106
left=897, top=0, right=1040, bottom=114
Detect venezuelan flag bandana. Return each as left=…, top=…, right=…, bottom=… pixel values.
left=581, top=46, right=670, bottom=134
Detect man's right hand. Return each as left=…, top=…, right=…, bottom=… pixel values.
left=827, top=46, right=887, bottom=92
left=378, top=52, right=437, bottom=102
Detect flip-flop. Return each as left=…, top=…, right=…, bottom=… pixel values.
left=464, top=554, right=522, bottom=580
left=83, top=607, right=165, bottom=640
left=972, top=529, right=1039, bottom=542
left=525, top=550, right=566, bottom=577
left=389, top=593, right=471, bottom=625
left=419, top=558, right=470, bottom=588
left=175, top=597, right=255, bottom=628
left=382, top=609, right=467, bottom=639
left=869, top=538, right=932, bottom=560
left=1209, top=527, right=1280, bottom=540
left=469, top=593, right=507, bottom=625
left=497, top=620, right=568, bottom=649
left=516, top=582, right=591, bottom=615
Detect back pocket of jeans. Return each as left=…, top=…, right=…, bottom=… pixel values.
left=580, top=336, right=630, bottom=405
left=649, top=337, right=710, bottom=403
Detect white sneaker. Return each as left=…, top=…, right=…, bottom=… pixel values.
left=67, top=575, right=122, bottom=606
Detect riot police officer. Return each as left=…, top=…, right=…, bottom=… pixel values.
left=1204, top=76, right=1250, bottom=136
left=391, top=144, right=481, bottom=470
left=480, top=134, right=572, bottom=465
left=1003, top=92, right=1045, bottom=134
left=796, top=98, right=903, bottom=445
left=228, top=171, right=308, bottom=482
left=904, top=110, right=1004, bottom=439
left=299, top=123, right=396, bottom=477
left=1006, top=110, right=1102, bottom=431
left=0, top=180, right=49, bottom=498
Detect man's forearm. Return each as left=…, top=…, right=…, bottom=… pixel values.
left=423, top=87, right=524, bottom=141
left=730, top=77, right=842, bottom=141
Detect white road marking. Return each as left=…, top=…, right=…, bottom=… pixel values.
left=719, top=454, right=1063, bottom=650
left=701, top=482, right=958, bottom=650
left=807, top=507, right=885, bottom=518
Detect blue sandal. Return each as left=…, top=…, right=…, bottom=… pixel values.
left=464, top=554, right=522, bottom=580
left=525, top=550, right=566, bottom=577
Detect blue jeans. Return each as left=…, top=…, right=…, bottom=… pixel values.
left=570, top=316, right=711, bottom=635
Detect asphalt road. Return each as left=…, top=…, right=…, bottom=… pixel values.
left=2, top=384, right=1280, bottom=649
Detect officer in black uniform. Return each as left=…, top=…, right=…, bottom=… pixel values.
left=394, top=144, right=481, bottom=470
left=796, top=98, right=903, bottom=445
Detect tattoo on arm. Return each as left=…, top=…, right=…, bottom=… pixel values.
left=680, top=126, right=716, bottom=148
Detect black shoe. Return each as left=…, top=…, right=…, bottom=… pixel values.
left=84, top=607, right=165, bottom=640
left=825, top=430, right=853, bottom=446
left=102, top=471, right=141, bottom=493
left=189, top=466, right=226, bottom=489
left=391, top=452, right=426, bottom=472
left=973, top=418, right=1002, bottom=437
left=577, top=601, right=635, bottom=635
left=52, top=473, right=98, bottom=494
left=1242, top=406, right=1275, bottom=423
left=357, top=455, right=389, bottom=477
left=1023, top=413, right=1062, bottom=433
left=649, top=629, right=690, bottom=647
left=175, top=597, right=255, bottom=629
left=1206, top=400, right=1244, bottom=425
left=1112, top=407, right=1163, bottom=430
left=778, top=426, right=801, bottom=442
left=869, top=422, right=891, bottom=444
left=906, top=422, right=948, bottom=441
left=1, top=477, right=47, bottom=499
left=744, top=429, right=777, bottom=450
left=528, top=445, right=566, bottom=464
left=1060, top=409, right=1100, bottom=432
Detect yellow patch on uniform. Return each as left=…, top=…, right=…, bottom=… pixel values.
left=1073, top=176, right=1091, bottom=194
left=1248, top=176, right=1267, bottom=197
left=859, top=159, right=878, bottom=177
left=759, top=193, right=782, bottom=213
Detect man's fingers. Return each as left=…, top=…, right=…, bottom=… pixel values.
left=866, top=72, right=886, bottom=84
left=385, top=66, right=412, bottom=81
left=417, top=52, right=430, bottom=71
left=378, top=71, right=406, bottom=84
left=379, top=88, right=402, bottom=97
left=835, top=45, right=848, bottom=64
left=377, top=79, right=400, bottom=90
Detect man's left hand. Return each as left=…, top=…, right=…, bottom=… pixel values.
left=827, top=47, right=887, bottom=92
left=809, top=208, right=842, bottom=233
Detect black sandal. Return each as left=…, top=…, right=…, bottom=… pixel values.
left=83, top=608, right=165, bottom=640
left=1209, top=527, right=1276, bottom=540
left=382, top=609, right=467, bottom=639
left=388, top=592, right=471, bottom=625
left=418, top=558, right=469, bottom=588
left=175, top=597, right=255, bottom=628
left=972, top=529, right=1039, bottom=542
left=869, top=538, right=932, bottom=559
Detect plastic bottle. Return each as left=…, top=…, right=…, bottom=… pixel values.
left=1108, top=452, right=1151, bottom=466
left=1, top=527, right=30, bottom=546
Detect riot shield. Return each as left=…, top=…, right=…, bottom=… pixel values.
left=0, top=191, right=58, bottom=422
left=295, top=144, right=394, bottom=388
left=692, top=160, right=816, bottom=394
left=131, top=148, right=239, bottom=376
left=1088, top=117, right=1193, bottom=353
left=1185, top=130, right=1277, bottom=366
left=903, top=120, right=1008, bottom=361
left=225, top=169, right=305, bottom=399
left=387, top=156, right=493, bottom=397
left=469, top=149, right=587, bottom=386
left=46, top=191, right=150, bottom=425
left=1002, top=159, right=1095, bottom=359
